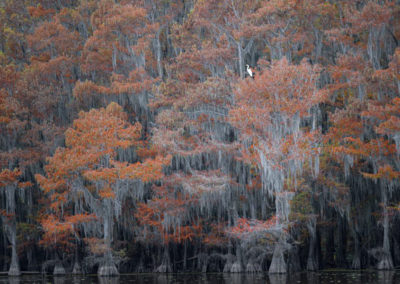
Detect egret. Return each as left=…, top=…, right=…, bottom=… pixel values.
left=246, top=64, right=254, bottom=79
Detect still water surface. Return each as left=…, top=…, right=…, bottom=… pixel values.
left=0, top=271, right=399, bottom=284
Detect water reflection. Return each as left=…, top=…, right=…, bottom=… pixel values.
left=53, top=276, right=66, bottom=284
left=98, top=276, right=120, bottom=284
left=0, top=271, right=399, bottom=283
left=223, top=273, right=268, bottom=284
left=72, top=276, right=83, bottom=284
left=268, top=273, right=287, bottom=284
left=154, top=274, right=173, bottom=284
left=306, top=272, right=319, bottom=284
left=7, top=277, right=20, bottom=284
left=377, top=270, right=394, bottom=283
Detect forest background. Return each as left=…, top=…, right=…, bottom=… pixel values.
left=0, top=0, right=400, bottom=276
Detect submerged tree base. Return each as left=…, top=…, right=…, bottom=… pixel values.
left=269, top=246, right=287, bottom=274
left=154, top=263, right=173, bottom=273
left=377, top=256, right=394, bottom=270
left=72, top=262, right=82, bottom=274
left=53, top=263, right=66, bottom=275
left=246, top=263, right=262, bottom=273
left=351, top=256, right=361, bottom=270
left=230, top=261, right=242, bottom=273
left=98, top=263, right=119, bottom=276
left=8, top=265, right=21, bottom=276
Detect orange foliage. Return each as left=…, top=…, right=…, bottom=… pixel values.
left=226, top=216, right=277, bottom=239
left=362, top=165, right=400, bottom=181
left=0, top=168, right=21, bottom=186
left=27, top=5, right=56, bottom=18
left=39, top=214, right=75, bottom=251
left=135, top=182, right=202, bottom=244
left=231, top=57, right=326, bottom=185
left=37, top=102, right=166, bottom=251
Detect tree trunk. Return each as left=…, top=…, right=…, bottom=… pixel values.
left=223, top=243, right=233, bottom=272
left=156, top=29, right=163, bottom=79
left=351, top=230, right=361, bottom=269
left=325, top=222, right=335, bottom=268
left=98, top=201, right=119, bottom=276
left=53, top=262, right=66, bottom=276
left=377, top=187, right=394, bottom=270
left=237, top=41, right=244, bottom=79
left=336, top=216, right=347, bottom=267
left=306, top=218, right=318, bottom=271
left=53, top=253, right=66, bottom=276
left=155, top=246, right=172, bottom=273
left=72, top=247, right=82, bottom=275
left=269, top=240, right=286, bottom=274
left=112, top=43, right=117, bottom=72
left=4, top=185, right=20, bottom=276
left=7, top=221, right=20, bottom=276
left=230, top=244, right=242, bottom=273
left=183, top=241, right=187, bottom=271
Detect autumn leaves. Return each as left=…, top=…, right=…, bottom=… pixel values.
left=35, top=103, right=168, bottom=271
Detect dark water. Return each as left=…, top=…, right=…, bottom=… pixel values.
left=0, top=271, right=399, bottom=284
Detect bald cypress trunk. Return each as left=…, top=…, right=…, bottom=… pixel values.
left=269, top=242, right=286, bottom=274
left=336, top=216, right=347, bottom=268
left=7, top=221, right=20, bottom=276
left=325, top=223, right=335, bottom=268
left=351, top=230, right=362, bottom=269
left=237, top=41, right=244, bottom=79
left=156, top=29, right=163, bottom=79
left=98, top=200, right=119, bottom=276
left=306, top=218, right=318, bottom=271
left=3, top=185, right=20, bottom=276
left=377, top=187, right=393, bottom=270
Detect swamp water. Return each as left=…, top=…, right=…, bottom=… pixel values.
left=0, top=271, right=399, bottom=284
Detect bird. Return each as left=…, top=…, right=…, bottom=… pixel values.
left=246, top=64, right=254, bottom=79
